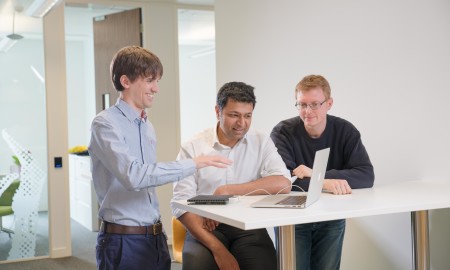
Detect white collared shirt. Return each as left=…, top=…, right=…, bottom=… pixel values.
left=171, top=124, right=291, bottom=218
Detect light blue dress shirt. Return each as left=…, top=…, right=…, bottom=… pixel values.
left=89, top=99, right=196, bottom=226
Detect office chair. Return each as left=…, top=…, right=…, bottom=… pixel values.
left=171, top=216, right=186, bottom=263
left=0, top=180, right=20, bottom=238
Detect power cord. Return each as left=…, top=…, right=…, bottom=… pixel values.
left=233, top=184, right=306, bottom=201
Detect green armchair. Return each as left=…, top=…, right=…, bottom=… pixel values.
left=0, top=180, right=20, bottom=237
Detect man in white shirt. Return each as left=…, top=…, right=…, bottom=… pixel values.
left=171, top=82, right=292, bottom=270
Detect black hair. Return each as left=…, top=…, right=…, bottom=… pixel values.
left=216, top=82, right=256, bottom=111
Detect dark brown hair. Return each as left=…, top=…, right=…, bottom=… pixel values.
left=110, top=46, right=163, bottom=91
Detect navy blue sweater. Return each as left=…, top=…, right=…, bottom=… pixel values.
left=271, top=115, right=374, bottom=191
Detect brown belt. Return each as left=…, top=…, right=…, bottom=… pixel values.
left=100, top=221, right=163, bottom=235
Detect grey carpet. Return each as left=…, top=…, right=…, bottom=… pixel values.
left=0, top=212, right=182, bottom=269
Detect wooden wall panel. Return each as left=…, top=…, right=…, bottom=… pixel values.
left=93, top=8, right=142, bottom=113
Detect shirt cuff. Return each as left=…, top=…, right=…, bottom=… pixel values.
left=178, top=159, right=196, bottom=178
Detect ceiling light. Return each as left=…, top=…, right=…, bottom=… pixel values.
left=7, top=9, right=24, bottom=40
left=0, top=38, right=18, bottom=53
left=25, top=0, right=62, bottom=18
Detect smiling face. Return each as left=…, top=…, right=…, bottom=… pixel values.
left=120, top=75, right=160, bottom=111
left=296, top=87, right=333, bottom=138
left=216, top=99, right=253, bottom=147
left=110, top=46, right=163, bottom=112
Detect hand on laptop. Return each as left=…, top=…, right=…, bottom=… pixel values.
left=293, top=164, right=312, bottom=179
left=323, top=179, right=352, bottom=195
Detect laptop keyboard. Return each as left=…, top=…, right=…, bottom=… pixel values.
left=276, top=195, right=307, bottom=205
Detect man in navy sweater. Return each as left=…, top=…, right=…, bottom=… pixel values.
left=271, top=74, right=374, bottom=270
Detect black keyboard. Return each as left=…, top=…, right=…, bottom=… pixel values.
left=276, top=196, right=307, bottom=205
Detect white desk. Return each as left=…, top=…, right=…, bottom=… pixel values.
left=173, top=180, right=450, bottom=270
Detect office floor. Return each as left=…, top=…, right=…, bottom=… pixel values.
left=0, top=213, right=182, bottom=270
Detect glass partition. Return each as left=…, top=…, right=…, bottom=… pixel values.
left=0, top=7, right=49, bottom=262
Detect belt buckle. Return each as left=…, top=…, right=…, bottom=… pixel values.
left=152, top=223, right=162, bottom=235
left=100, top=221, right=106, bottom=232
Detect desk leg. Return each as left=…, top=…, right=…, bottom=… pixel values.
left=411, top=210, right=430, bottom=270
left=277, top=225, right=296, bottom=270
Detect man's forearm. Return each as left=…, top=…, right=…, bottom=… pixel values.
left=215, top=176, right=291, bottom=195
left=178, top=212, right=227, bottom=252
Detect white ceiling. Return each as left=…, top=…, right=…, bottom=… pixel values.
left=0, top=0, right=42, bottom=39
left=176, top=0, right=214, bottom=5
left=0, top=0, right=215, bottom=45
left=178, top=8, right=214, bottom=46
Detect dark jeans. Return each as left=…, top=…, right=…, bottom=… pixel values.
left=96, top=231, right=170, bottom=270
left=183, top=223, right=277, bottom=270
left=275, top=219, right=345, bottom=270
left=295, top=219, right=346, bottom=270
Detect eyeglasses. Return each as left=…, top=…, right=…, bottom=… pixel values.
left=295, top=100, right=327, bottom=111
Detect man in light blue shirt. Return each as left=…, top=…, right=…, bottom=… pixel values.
left=171, top=82, right=293, bottom=270
left=89, top=46, right=232, bottom=270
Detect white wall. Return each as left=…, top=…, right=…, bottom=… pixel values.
left=65, top=6, right=97, bottom=148
left=215, top=0, right=450, bottom=269
left=65, top=40, right=96, bottom=147
left=179, top=45, right=217, bottom=142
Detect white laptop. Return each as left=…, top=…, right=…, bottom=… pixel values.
left=251, top=147, right=330, bottom=209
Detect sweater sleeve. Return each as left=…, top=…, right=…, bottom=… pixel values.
left=270, top=122, right=297, bottom=173
left=271, top=122, right=310, bottom=191
left=325, top=129, right=375, bottom=189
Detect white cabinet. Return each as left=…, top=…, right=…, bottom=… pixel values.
left=69, top=154, right=99, bottom=231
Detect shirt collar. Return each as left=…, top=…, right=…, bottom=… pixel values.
left=115, top=98, right=141, bottom=122
left=212, top=122, right=248, bottom=149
